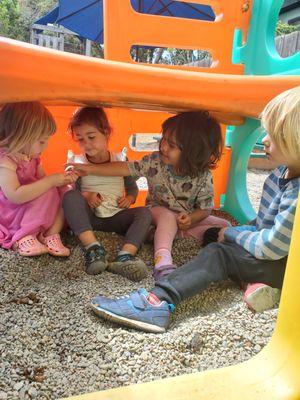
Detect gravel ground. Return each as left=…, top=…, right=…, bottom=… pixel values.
left=0, top=169, right=272, bottom=400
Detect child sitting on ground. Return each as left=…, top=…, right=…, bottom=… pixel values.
left=0, top=102, right=77, bottom=257
left=90, top=86, right=300, bottom=332
left=63, top=107, right=152, bottom=281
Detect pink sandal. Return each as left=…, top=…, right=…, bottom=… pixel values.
left=15, top=235, right=48, bottom=256
left=40, top=233, right=70, bottom=257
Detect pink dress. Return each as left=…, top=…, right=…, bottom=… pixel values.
left=0, top=151, right=61, bottom=249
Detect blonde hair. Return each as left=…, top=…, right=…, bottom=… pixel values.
left=0, top=102, right=56, bottom=155
left=261, top=86, right=300, bottom=162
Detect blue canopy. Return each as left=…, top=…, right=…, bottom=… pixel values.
left=58, top=0, right=104, bottom=43
left=35, top=6, right=59, bottom=26
left=131, top=0, right=214, bottom=21
left=35, top=1, right=215, bottom=44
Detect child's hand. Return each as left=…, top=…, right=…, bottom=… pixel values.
left=118, top=195, right=134, bottom=209
left=65, top=163, right=92, bottom=177
left=217, top=228, right=228, bottom=242
left=82, top=192, right=102, bottom=209
left=49, top=172, right=78, bottom=187
left=177, top=212, right=192, bottom=230
left=65, top=170, right=79, bottom=183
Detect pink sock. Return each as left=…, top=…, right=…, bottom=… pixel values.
left=154, top=248, right=173, bottom=269
left=147, top=292, right=162, bottom=306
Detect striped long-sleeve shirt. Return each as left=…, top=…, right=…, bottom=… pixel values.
left=224, top=166, right=300, bottom=260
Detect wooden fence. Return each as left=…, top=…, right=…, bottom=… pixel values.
left=275, top=30, right=300, bottom=58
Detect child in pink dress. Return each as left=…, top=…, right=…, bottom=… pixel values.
left=0, top=102, right=78, bottom=256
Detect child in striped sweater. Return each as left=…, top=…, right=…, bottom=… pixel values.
left=222, top=161, right=298, bottom=312
left=90, top=86, right=300, bottom=332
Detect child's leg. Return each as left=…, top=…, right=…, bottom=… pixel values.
left=121, top=207, right=152, bottom=255
left=100, top=207, right=152, bottom=255
left=54, top=193, right=98, bottom=247
left=38, top=206, right=70, bottom=256
left=62, top=190, right=102, bottom=245
left=100, top=207, right=152, bottom=282
left=45, top=207, right=65, bottom=236
left=62, top=190, right=107, bottom=274
left=178, top=215, right=231, bottom=243
left=9, top=187, right=61, bottom=254
left=152, top=242, right=286, bottom=306
left=178, top=216, right=281, bottom=313
left=12, top=189, right=67, bottom=257
left=90, top=242, right=287, bottom=333
left=151, top=206, right=178, bottom=279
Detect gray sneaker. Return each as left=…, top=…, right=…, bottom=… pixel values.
left=108, top=254, right=148, bottom=282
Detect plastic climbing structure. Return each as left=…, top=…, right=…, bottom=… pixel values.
left=0, top=0, right=300, bottom=399
left=225, top=0, right=300, bottom=223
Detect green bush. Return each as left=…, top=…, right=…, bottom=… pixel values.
left=276, top=20, right=299, bottom=36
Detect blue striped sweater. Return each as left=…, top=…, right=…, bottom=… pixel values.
left=224, top=166, right=300, bottom=260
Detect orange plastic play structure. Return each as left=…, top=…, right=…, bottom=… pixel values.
left=104, top=0, right=250, bottom=72
left=1, top=1, right=300, bottom=207
left=1, top=1, right=300, bottom=400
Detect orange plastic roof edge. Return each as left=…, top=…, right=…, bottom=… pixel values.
left=1, top=38, right=300, bottom=119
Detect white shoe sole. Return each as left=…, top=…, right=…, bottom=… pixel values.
left=90, top=303, right=166, bottom=333
left=245, top=286, right=281, bottom=313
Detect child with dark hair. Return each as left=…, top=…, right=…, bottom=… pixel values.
left=63, top=107, right=152, bottom=281
left=69, top=111, right=230, bottom=280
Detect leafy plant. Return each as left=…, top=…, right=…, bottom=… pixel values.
left=276, top=20, right=299, bottom=36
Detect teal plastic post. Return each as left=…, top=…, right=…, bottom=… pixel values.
left=224, top=0, right=300, bottom=223
left=223, top=120, right=263, bottom=223
left=233, top=0, right=300, bottom=75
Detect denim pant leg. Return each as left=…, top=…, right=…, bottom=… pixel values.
left=99, top=207, right=152, bottom=249
left=62, top=190, right=102, bottom=235
left=152, top=241, right=287, bottom=306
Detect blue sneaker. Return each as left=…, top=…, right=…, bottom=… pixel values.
left=90, top=288, right=173, bottom=333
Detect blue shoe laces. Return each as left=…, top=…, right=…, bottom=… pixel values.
left=116, top=253, right=134, bottom=262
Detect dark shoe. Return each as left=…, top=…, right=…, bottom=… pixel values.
left=84, top=244, right=107, bottom=275
left=153, top=264, right=177, bottom=281
left=108, top=253, right=148, bottom=282
left=91, top=288, right=173, bottom=333
left=202, top=227, right=222, bottom=247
